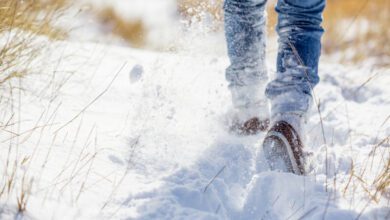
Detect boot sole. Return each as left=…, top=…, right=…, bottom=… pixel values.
left=263, top=131, right=300, bottom=174
left=262, top=121, right=305, bottom=175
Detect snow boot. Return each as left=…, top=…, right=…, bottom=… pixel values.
left=230, top=117, right=270, bottom=135
left=262, top=120, right=305, bottom=175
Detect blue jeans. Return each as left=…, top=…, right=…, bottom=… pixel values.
left=224, top=0, right=325, bottom=118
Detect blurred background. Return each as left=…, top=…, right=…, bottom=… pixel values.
left=0, top=0, right=389, bottom=78
left=60, top=0, right=389, bottom=67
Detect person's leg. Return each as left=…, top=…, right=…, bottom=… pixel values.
left=224, top=0, right=269, bottom=133
left=266, top=0, right=325, bottom=128
left=262, top=0, right=325, bottom=174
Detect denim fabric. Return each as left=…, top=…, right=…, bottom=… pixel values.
left=224, top=0, right=325, bottom=118
left=224, top=0, right=269, bottom=120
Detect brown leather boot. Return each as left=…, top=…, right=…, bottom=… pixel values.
left=230, top=117, right=270, bottom=136
left=262, top=121, right=305, bottom=175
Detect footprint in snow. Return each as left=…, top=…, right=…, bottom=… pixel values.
left=129, top=64, right=143, bottom=83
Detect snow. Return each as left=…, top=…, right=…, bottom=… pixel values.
left=130, top=64, right=144, bottom=83
left=0, top=1, right=389, bottom=220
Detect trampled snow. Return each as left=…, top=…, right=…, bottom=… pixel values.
left=0, top=1, right=389, bottom=220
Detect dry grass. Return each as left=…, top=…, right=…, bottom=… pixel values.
left=0, top=0, right=67, bottom=39
left=0, top=0, right=69, bottom=213
left=177, top=0, right=223, bottom=22
left=0, top=0, right=68, bottom=86
left=372, top=157, right=390, bottom=201
left=323, top=0, right=390, bottom=65
left=97, top=7, right=146, bottom=48
left=341, top=137, right=390, bottom=217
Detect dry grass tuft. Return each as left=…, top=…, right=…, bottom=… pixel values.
left=341, top=135, right=390, bottom=215
left=0, top=0, right=68, bottom=39
left=97, top=7, right=146, bottom=48
left=373, top=158, right=390, bottom=200
left=323, top=0, right=390, bottom=65
left=0, top=0, right=69, bottom=213
left=177, top=0, right=223, bottom=22
left=0, top=0, right=69, bottom=85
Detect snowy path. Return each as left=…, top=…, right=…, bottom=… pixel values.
left=0, top=41, right=389, bottom=219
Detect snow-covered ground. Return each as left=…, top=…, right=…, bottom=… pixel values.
left=0, top=1, right=389, bottom=220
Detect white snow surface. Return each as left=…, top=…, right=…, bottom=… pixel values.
left=0, top=2, right=389, bottom=219
left=0, top=39, right=389, bottom=219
